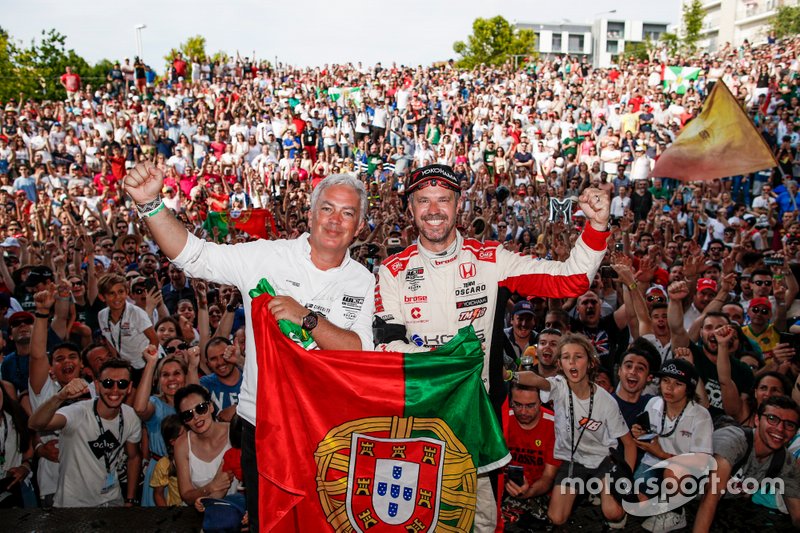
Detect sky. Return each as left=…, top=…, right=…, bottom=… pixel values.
left=2, top=0, right=681, bottom=71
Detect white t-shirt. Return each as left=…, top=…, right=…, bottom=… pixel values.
left=98, top=303, right=153, bottom=369
left=640, top=397, right=713, bottom=468
left=541, top=375, right=630, bottom=469
left=54, top=400, right=141, bottom=507
left=29, top=378, right=97, bottom=497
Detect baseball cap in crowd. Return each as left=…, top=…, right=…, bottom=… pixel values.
left=8, top=311, right=35, bottom=329
left=696, top=278, right=717, bottom=293
left=200, top=497, right=246, bottom=533
left=656, top=358, right=697, bottom=388
left=26, top=265, right=54, bottom=287
left=742, top=214, right=756, bottom=226
left=645, top=285, right=668, bottom=302
left=512, top=300, right=535, bottom=316
left=749, top=297, right=772, bottom=311
left=0, top=237, right=20, bottom=248
left=405, top=164, right=460, bottom=195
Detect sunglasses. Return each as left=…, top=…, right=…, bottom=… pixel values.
left=10, top=317, right=34, bottom=328
left=70, top=279, right=84, bottom=286
left=753, top=280, right=772, bottom=287
left=764, top=413, right=799, bottom=432
left=165, top=343, right=190, bottom=354
left=647, top=295, right=666, bottom=303
left=100, top=378, right=130, bottom=390
left=708, top=247, right=723, bottom=252
left=179, top=401, right=210, bottom=423
left=750, top=307, right=771, bottom=315
left=544, top=322, right=564, bottom=330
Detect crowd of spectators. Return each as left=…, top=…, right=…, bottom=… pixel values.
left=0, top=34, right=799, bottom=531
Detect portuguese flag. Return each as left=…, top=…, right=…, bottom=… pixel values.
left=202, top=208, right=277, bottom=241
left=251, top=291, right=510, bottom=533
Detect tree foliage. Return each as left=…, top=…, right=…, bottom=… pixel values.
left=0, top=27, right=103, bottom=102
left=681, top=0, right=704, bottom=55
left=660, top=32, right=680, bottom=56
left=164, top=35, right=210, bottom=78
left=771, top=5, right=800, bottom=39
left=453, top=16, right=536, bottom=68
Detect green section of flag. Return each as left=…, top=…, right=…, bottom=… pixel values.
left=663, top=66, right=700, bottom=95
left=404, top=326, right=510, bottom=473
left=202, top=211, right=229, bottom=241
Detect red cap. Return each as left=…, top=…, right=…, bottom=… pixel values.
left=696, top=278, right=718, bottom=293
left=749, top=297, right=772, bottom=311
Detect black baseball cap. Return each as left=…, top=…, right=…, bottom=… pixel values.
left=406, top=164, right=460, bottom=195
left=656, top=358, right=697, bottom=387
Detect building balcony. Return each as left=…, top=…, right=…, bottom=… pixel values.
left=736, top=0, right=778, bottom=23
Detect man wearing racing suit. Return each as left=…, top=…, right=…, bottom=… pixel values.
left=374, top=163, right=610, bottom=532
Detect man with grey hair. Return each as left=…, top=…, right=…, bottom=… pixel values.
left=123, top=162, right=373, bottom=532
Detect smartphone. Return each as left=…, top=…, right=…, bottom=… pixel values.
left=600, top=266, right=618, bottom=279
left=144, top=278, right=158, bottom=291
left=634, top=411, right=651, bottom=433
left=764, top=257, right=785, bottom=267
left=780, top=332, right=800, bottom=363
left=506, top=465, right=525, bottom=486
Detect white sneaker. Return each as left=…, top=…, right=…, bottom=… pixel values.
left=644, top=509, right=687, bottom=533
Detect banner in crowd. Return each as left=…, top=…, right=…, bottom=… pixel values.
left=250, top=291, right=510, bottom=532
left=662, top=66, right=700, bottom=94
left=318, top=86, right=363, bottom=105
left=202, top=208, right=277, bottom=241
left=651, top=81, right=777, bottom=181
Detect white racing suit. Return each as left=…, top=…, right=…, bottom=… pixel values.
left=374, top=225, right=609, bottom=532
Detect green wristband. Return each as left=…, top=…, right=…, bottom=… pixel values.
left=141, top=201, right=165, bottom=218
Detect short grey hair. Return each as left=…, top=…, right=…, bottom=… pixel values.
left=310, top=174, right=368, bottom=220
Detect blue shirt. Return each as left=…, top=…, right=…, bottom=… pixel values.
left=1, top=352, right=28, bottom=395
left=144, top=395, right=176, bottom=457
left=200, top=372, right=243, bottom=411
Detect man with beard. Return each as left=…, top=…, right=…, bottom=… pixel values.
left=570, top=290, right=629, bottom=370
left=29, top=359, right=142, bottom=507
left=137, top=252, right=160, bottom=279
left=374, top=163, right=611, bottom=532
left=161, top=263, right=196, bottom=315
left=694, top=396, right=800, bottom=530
left=504, top=300, right=537, bottom=365
left=1, top=312, right=36, bottom=395
left=29, top=286, right=93, bottom=506
left=534, top=328, right=562, bottom=379
left=669, top=281, right=754, bottom=418
left=502, top=384, right=560, bottom=530
left=200, top=337, right=242, bottom=422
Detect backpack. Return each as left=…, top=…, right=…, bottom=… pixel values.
left=730, top=427, right=786, bottom=482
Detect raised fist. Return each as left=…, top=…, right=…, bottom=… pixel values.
left=123, top=161, right=166, bottom=205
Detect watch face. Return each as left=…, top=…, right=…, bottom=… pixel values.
left=303, top=311, right=318, bottom=330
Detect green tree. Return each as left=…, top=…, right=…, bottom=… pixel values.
left=660, top=32, right=680, bottom=56
left=619, top=39, right=652, bottom=62
left=681, top=0, right=704, bottom=55
left=164, top=35, right=208, bottom=78
left=453, top=16, right=536, bottom=68
left=771, top=5, right=800, bottom=39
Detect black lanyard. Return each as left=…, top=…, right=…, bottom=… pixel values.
left=0, top=413, right=7, bottom=467
left=659, top=400, right=688, bottom=438
left=568, top=383, right=595, bottom=466
left=106, top=304, right=125, bottom=354
left=93, top=399, right=124, bottom=473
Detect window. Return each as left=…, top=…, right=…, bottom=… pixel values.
left=568, top=34, right=585, bottom=53
left=552, top=33, right=562, bottom=51
left=606, top=40, right=619, bottom=54
left=534, top=32, right=541, bottom=51
left=607, top=21, right=624, bottom=40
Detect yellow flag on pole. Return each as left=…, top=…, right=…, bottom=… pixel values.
left=650, top=81, right=777, bottom=181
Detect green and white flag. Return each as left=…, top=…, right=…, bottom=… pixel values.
left=320, top=86, right=363, bottom=105
left=662, top=66, right=700, bottom=94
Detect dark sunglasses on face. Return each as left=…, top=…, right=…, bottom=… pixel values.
left=750, top=307, right=771, bottom=315
left=179, top=401, right=210, bottom=423
left=753, top=280, right=772, bottom=287
left=100, top=378, right=130, bottom=390
left=647, top=295, right=666, bottom=303
left=10, top=317, right=34, bottom=328
left=70, top=279, right=84, bottom=286
left=165, top=343, right=189, bottom=354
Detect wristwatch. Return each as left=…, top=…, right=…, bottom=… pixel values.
left=302, top=310, right=319, bottom=331
left=135, top=196, right=162, bottom=216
